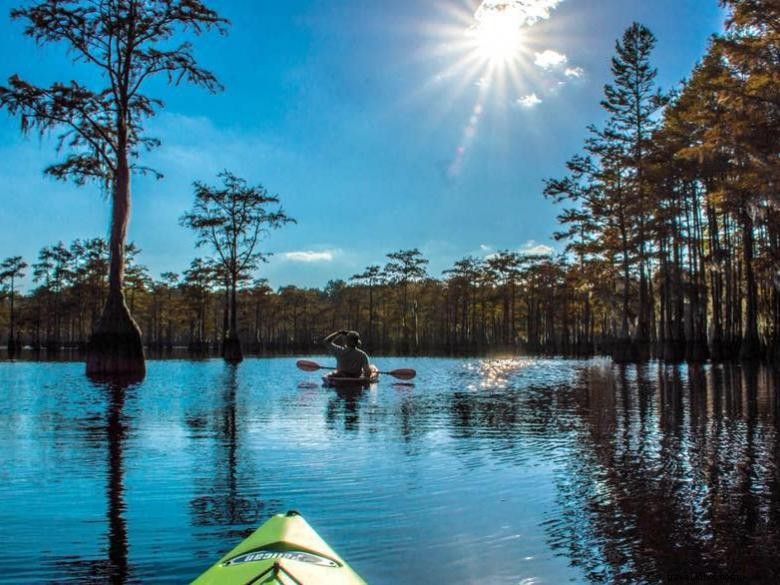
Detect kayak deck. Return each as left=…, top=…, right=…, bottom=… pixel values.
left=322, top=365, right=379, bottom=388
left=191, top=510, right=366, bottom=584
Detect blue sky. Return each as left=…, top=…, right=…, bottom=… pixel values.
left=0, top=0, right=724, bottom=289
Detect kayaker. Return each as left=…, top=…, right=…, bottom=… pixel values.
left=321, top=329, right=372, bottom=378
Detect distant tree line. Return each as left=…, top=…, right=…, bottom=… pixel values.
left=0, top=244, right=580, bottom=357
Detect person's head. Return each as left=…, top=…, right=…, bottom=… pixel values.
left=345, top=331, right=361, bottom=348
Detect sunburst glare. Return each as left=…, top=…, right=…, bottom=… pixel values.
left=470, top=3, right=524, bottom=64
left=416, top=1, right=571, bottom=178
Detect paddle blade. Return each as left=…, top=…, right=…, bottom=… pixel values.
left=386, top=368, right=416, bottom=380
left=296, top=359, right=323, bottom=372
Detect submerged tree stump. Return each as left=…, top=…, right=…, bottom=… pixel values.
left=86, top=293, right=145, bottom=379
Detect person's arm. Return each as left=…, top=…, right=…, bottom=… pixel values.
left=322, top=330, right=348, bottom=354
left=322, top=330, right=347, bottom=345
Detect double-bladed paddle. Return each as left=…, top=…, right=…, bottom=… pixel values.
left=296, top=359, right=416, bottom=380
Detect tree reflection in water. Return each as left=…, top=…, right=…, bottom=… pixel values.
left=188, top=365, right=278, bottom=541
left=52, top=379, right=133, bottom=584
left=549, top=363, right=780, bottom=584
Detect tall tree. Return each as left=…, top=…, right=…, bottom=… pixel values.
left=443, top=256, right=484, bottom=352
left=182, top=258, right=215, bottom=352
left=159, top=271, right=179, bottom=350
left=600, top=22, right=667, bottom=358
left=0, top=0, right=227, bottom=377
left=0, top=256, right=28, bottom=355
left=32, top=241, right=73, bottom=350
left=384, top=249, right=429, bottom=353
left=180, top=171, right=294, bottom=363
left=711, top=0, right=780, bottom=359
left=350, top=265, right=382, bottom=348
left=486, top=251, right=522, bottom=346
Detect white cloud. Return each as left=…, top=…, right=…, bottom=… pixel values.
left=534, top=49, right=567, bottom=69
left=475, top=0, right=564, bottom=28
left=481, top=241, right=554, bottom=261
left=480, top=244, right=493, bottom=251
left=520, top=240, right=554, bottom=255
left=564, top=66, right=585, bottom=78
left=517, top=93, right=542, bottom=108
left=282, top=250, right=338, bottom=262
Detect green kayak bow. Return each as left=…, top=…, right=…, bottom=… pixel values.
left=191, top=510, right=366, bottom=584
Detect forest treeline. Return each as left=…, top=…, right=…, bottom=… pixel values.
left=0, top=241, right=573, bottom=356
left=1, top=0, right=778, bottom=364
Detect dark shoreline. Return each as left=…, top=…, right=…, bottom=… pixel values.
left=2, top=346, right=778, bottom=367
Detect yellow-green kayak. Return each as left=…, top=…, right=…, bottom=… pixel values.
left=191, top=511, right=366, bottom=584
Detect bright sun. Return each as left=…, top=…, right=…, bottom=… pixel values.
left=471, top=9, right=522, bottom=63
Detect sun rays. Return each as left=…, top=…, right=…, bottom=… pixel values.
left=413, top=0, right=581, bottom=179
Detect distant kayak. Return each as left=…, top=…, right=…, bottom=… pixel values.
left=191, top=510, right=366, bottom=584
left=297, top=359, right=416, bottom=382
left=322, top=365, right=379, bottom=388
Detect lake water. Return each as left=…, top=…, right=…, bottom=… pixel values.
left=1, top=357, right=778, bottom=584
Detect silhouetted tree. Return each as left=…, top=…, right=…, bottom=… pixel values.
left=180, top=171, right=295, bottom=363
left=0, top=0, right=227, bottom=377
left=0, top=256, right=27, bottom=355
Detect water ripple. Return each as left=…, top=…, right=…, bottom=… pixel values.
left=1, top=359, right=779, bottom=583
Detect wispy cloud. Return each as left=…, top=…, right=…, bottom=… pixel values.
left=534, top=49, right=568, bottom=69
left=517, top=93, right=542, bottom=108
left=282, top=250, right=338, bottom=262
left=145, top=113, right=301, bottom=189
left=564, top=66, right=585, bottom=78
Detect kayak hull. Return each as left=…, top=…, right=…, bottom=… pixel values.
left=322, top=365, right=379, bottom=388
left=191, top=511, right=366, bottom=585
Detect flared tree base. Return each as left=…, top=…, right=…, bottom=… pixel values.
left=223, top=335, right=244, bottom=364
left=86, top=294, right=145, bottom=380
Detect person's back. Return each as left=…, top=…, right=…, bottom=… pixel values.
left=322, top=330, right=370, bottom=377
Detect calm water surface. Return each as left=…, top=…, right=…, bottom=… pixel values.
left=1, top=357, right=778, bottom=584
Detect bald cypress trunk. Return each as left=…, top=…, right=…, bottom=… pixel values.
left=223, top=274, right=243, bottom=363
left=86, top=141, right=145, bottom=379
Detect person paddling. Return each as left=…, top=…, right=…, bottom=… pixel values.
left=321, top=329, right=373, bottom=379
